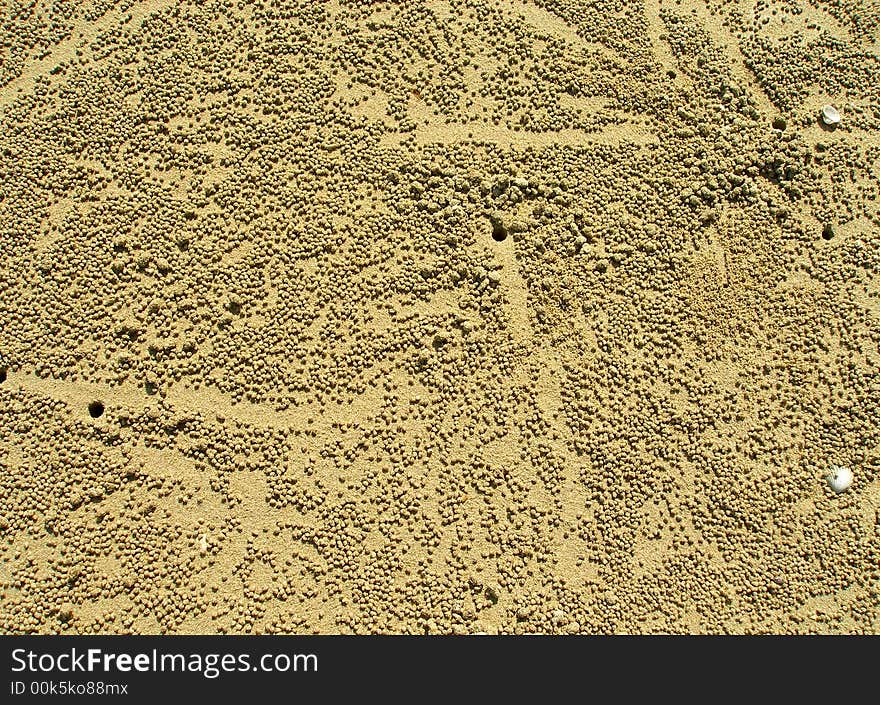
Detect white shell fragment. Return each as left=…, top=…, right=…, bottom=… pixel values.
left=827, top=465, right=853, bottom=493
left=821, top=104, right=841, bottom=126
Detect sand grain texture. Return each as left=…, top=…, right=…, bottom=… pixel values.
left=1, top=0, right=879, bottom=634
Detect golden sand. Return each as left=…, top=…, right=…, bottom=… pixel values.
left=0, top=0, right=878, bottom=634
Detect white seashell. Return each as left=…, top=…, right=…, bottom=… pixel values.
left=821, top=104, right=841, bottom=126
left=827, top=465, right=853, bottom=493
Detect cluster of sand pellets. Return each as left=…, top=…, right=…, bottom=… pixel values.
left=0, top=0, right=878, bottom=634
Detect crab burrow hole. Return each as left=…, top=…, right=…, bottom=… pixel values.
left=488, top=213, right=508, bottom=243
left=88, top=400, right=105, bottom=418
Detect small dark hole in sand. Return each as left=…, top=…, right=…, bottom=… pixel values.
left=822, top=223, right=835, bottom=240
left=0, top=368, right=6, bottom=384
left=491, top=221, right=508, bottom=242
left=88, top=401, right=105, bottom=418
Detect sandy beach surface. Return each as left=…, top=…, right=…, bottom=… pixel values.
left=1, top=0, right=878, bottom=634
